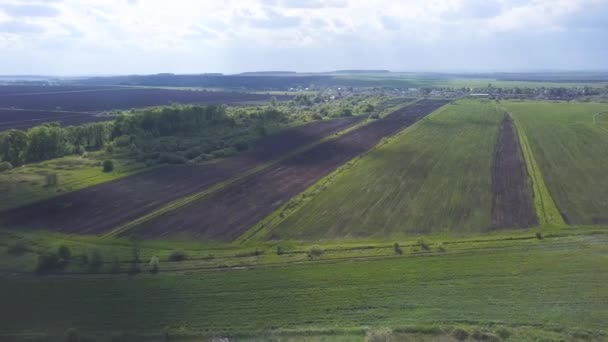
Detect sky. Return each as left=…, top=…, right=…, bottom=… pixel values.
left=0, top=0, right=607, bottom=75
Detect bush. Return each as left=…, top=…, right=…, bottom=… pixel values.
left=536, top=232, right=543, bottom=240
left=57, top=245, right=72, bottom=261
left=417, top=238, right=430, bottom=251
left=169, top=251, right=187, bottom=262
left=64, top=328, right=82, bottom=342
left=276, top=245, right=286, bottom=255
left=369, top=113, right=380, bottom=119
left=393, top=242, right=403, bottom=255
left=366, top=328, right=393, bottom=342
left=89, top=250, right=103, bottom=273
left=452, top=328, right=469, bottom=341
left=149, top=256, right=159, bottom=273
left=235, top=249, right=264, bottom=257
left=437, top=243, right=446, bottom=253
left=75, top=145, right=86, bottom=155
left=233, top=141, right=249, bottom=151
left=103, top=159, right=114, bottom=172
left=35, top=253, right=63, bottom=274
left=45, top=173, right=58, bottom=187
left=309, top=245, right=324, bottom=258
left=0, top=161, right=13, bottom=172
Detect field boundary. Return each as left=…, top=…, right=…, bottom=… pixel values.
left=237, top=100, right=449, bottom=243
left=102, top=101, right=417, bottom=238
left=508, top=110, right=565, bottom=226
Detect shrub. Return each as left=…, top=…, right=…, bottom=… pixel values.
left=57, top=245, right=72, bottom=261
left=417, top=238, right=430, bottom=251
left=0, top=161, right=13, bottom=172
left=233, top=141, right=249, bottom=151
left=276, top=245, right=286, bottom=255
left=366, top=328, right=393, bottom=342
left=89, top=250, right=103, bottom=273
left=393, top=242, right=403, bottom=255
left=103, top=159, right=114, bottom=172
left=452, top=328, right=469, bottom=341
left=45, top=173, right=58, bottom=187
left=7, top=241, right=29, bottom=255
left=536, top=232, right=543, bottom=239
left=369, top=113, right=380, bottom=119
left=169, top=250, right=188, bottom=262
left=35, top=253, right=64, bottom=274
left=309, top=245, right=324, bottom=258
left=235, top=249, right=264, bottom=257
left=149, top=256, right=159, bottom=273
left=496, top=327, right=512, bottom=339
left=311, top=113, right=323, bottom=120
left=64, top=328, right=82, bottom=342
left=75, top=145, right=86, bottom=155
left=437, top=243, right=446, bottom=253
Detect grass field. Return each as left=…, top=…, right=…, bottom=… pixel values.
left=0, top=153, right=145, bottom=211
left=0, top=228, right=606, bottom=341
left=504, top=101, right=608, bottom=225
left=246, top=100, right=503, bottom=241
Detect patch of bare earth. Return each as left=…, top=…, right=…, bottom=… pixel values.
left=490, top=114, right=538, bottom=229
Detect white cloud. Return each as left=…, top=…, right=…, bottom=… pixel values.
left=0, top=0, right=606, bottom=74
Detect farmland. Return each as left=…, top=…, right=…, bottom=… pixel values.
left=0, top=227, right=606, bottom=341
left=504, top=101, right=608, bottom=225
left=1, top=115, right=363, bottom=233
left=247, top=100, right=522, bottom=241
left=0, top=85, right=290, bottom=130
left=132, top=100, right=448, bottom=240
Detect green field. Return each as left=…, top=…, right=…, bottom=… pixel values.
left=246, top=100, right=503, bottom=241
left=0, top=154, right=144, bottom=211
left=1, top=228, right=606, bottom=341
left=504, top=101, right=608, bottom=225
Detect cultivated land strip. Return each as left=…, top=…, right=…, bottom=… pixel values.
left=509, top=112, right=565, bottom=226
left=490, top=114, right=537, bottom=229
left=133, top=99, right=448, bottom=240
left=1, top=116, right=366, bottom=234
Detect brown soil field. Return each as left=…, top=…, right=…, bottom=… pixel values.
left=490, top=115, right=538, bottom=228
left=1, top=116, right=362, bottom=233
left=135, top=99, right=450, bottom=240
left=0, top=108, right=113, bottom=130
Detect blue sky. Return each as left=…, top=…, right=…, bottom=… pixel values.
left=0, top=0, right=606, bottom=75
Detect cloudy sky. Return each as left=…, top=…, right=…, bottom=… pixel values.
left=0, top=0, right=607, bottom=75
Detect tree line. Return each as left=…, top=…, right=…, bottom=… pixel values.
left=0, top=104, right=238, bottom=168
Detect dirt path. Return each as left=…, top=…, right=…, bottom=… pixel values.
left=1, top=117, right=362, bottom=233
left=490, top=114, right=538, bottom=229
left=135, top=99, right=449, bottom=240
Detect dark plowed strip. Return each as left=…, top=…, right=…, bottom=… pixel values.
left=136, top=99, right=450, bottom=240
left=1, top=116, right=363, bottom=233
left=490, top=115, right=538, bottom=229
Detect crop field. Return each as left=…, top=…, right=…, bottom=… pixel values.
left=131, top=100, right=449, bottom=240
left=0, top=229, right=606, bottom=341
left=0, top=85, right=290, bottom=130
left=504, top=101, right=608, bottom=225
left=247, top=99, right=536, bottom=241
left=1, top=116, right=363, bottom=233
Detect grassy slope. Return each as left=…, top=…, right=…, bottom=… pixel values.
left=251, top=100, right=502, bottom=240
left=504, top=101, right=608, bottom=224
left=0, top=231, right=606, bottom=339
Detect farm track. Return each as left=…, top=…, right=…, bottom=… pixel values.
left=135, top=99, right=450, bottom=240
left=1, top=116, right=363, bottom=233
left=490, top=114, right=538, bottom=229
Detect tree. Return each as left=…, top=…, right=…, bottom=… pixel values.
left=0, top=129, right=28, bottom=166
left=57, top=245, right=72, bottom=261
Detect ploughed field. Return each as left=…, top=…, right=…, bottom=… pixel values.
left=251, top=99, right=535, bottom=240
left=504, top=101, right=608, bottom=225
left=135, top=99, right=449, bottom=240
left=0, top=85, right=290, bottom=130
left=1, top=116, right=363, bottom=233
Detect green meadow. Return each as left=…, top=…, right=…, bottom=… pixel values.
left=504, top=101, right=608, bottom=225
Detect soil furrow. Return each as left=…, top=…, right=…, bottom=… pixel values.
left=490, top=114, right=538, bottom=229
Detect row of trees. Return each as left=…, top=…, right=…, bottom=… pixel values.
left=0, top=122, right=112, bottom=166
